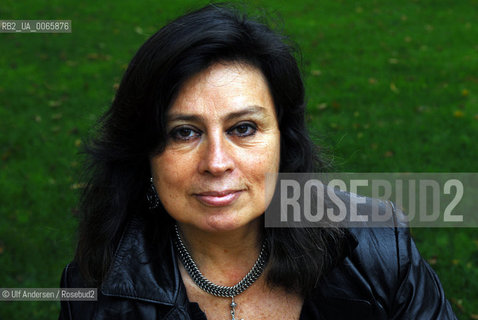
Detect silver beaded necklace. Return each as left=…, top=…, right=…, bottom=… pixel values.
left=173, top=224, right=268, bottom=320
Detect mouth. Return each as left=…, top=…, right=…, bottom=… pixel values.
left=194, top=190, right=243, bottom=207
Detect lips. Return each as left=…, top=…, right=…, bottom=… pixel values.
left=194, top=190, right=243, bottom=207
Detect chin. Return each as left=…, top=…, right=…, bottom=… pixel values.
left=203, top=214, right=259, bottom=233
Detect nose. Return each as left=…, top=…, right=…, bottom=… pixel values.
left=198, top=130, right=235, bottom=176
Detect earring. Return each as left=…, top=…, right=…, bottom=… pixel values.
left=146, top=177, right=160, bottom=210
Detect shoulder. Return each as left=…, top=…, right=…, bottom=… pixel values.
left=312, top=200, right=456, bottom=319
left=346, top=210, right=410, bottom=290
left=58, top=216, right=188, bottom=320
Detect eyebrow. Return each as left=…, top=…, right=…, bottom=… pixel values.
left=167, top=105, right=268, bottom=122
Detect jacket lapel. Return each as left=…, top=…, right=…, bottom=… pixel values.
left=101, top=216, right=182, bottom=307
left=307, top=229, right=375, bottom=319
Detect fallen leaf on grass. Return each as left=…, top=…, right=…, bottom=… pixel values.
left=1, top=150, right=11, bottom=161
left=470, top=314, right=478, bottom=319
left=71, top=183, right=86, bottom=190
left=368, top=78, right=377, bottom=84
left=390, top=83, right=399, bottom=93
left=331, top=101, right=340, bottom=110
left=311, top=69, right=322, bottom=76
left=450, top=298, right=465, bottom=313
left=316, top=102, right=327, bottom=110
left=48, top=100, right=62, bottom=107
left=461, top=89, right=469, bottom=96
left=428, top=256, right=437, bottom=265
left=51, top=113, right=63, bottom=120
left=87, top=53, right=99, bottom=60
left=135, top=26, right=144, bottom=35
left=59, top=51, right=67, bottom=61
left=384, top=151, right=394, bottom=158
left=416, top=106, right=429, bottom=113
left=453, top=110, right=464, bottom=118
left=87, top=53, right=111, bottom=61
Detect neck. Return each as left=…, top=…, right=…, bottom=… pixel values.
left=176, top=219, right=263, bottom=285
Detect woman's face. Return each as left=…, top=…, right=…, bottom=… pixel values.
left=150, top=62, right=280, bottom=232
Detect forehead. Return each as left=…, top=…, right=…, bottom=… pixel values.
left=168, top=62, right=275, bottom=117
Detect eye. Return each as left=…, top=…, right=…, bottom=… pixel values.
left=228, top=122, right=257, bottom=137
left=170, top=126, right=201, bottom=141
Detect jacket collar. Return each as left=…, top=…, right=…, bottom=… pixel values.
left=100, top=215, right=362, bottom=307
left=101, top=216, right=183, bottom=306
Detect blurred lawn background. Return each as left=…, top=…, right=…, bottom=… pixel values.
left=0, top=0, right=477, bottom=318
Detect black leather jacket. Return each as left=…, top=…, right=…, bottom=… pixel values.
left=59, top=213, right=456, bottom=319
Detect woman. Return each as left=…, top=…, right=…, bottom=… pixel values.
left=60, top=4, right=456, bottom=319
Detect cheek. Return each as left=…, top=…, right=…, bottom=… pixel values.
left=242, top=137, right=280, bottom=185
left=150, top=154, right=190, bottom=198
left=257, top=139, right=280, bottom=210
left=262, top=134, right=281, bottom=169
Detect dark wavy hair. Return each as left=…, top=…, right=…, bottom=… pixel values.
left=75, top=3, right=346, bottom=295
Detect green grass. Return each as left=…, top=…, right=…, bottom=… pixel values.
left=0, top=0, right=477, bottom=318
